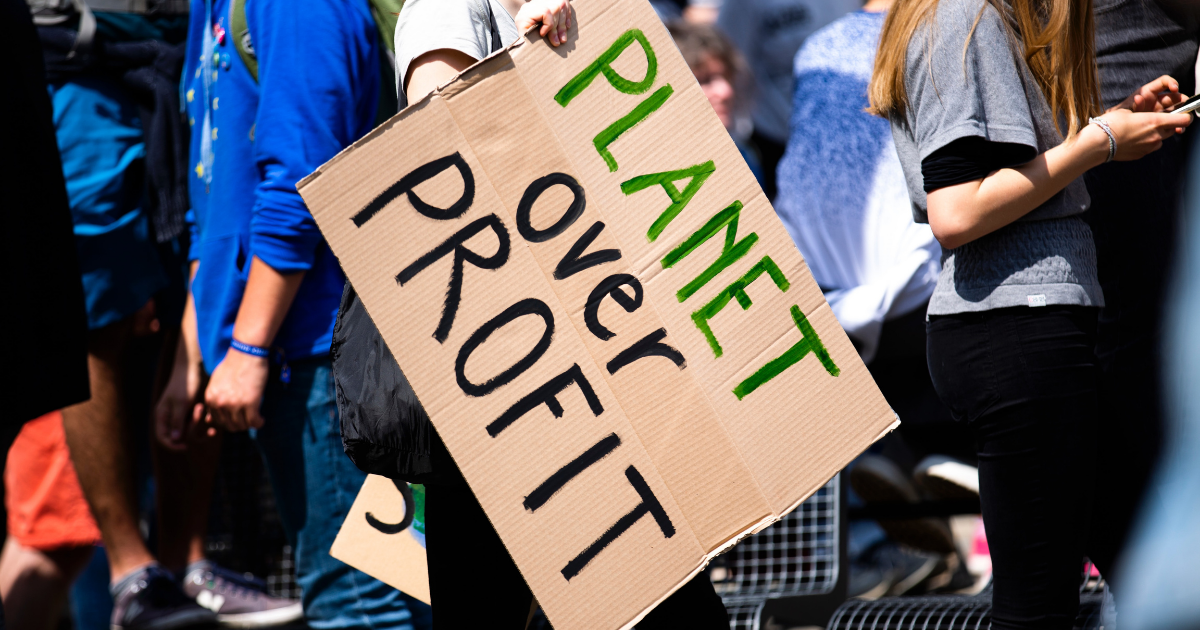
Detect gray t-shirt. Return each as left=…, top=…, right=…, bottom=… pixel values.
left=889, top=0, right=1102, bottom=315
left=394, top=0, right=519, bottom=109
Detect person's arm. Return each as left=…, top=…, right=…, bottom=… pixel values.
left=406, top=48, right=478, bottom=104
left=203, top=259, right=304, bottom=431
left=927, top=107, right=1191, bottom=249
left=204, top=0, right=374, bottom=432
left=155, top=261, right=209, bottom=448
left=403, top=0, right=571, bottom=102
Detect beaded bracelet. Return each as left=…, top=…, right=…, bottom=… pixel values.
left=1088, top=117, right=1117, bottom=163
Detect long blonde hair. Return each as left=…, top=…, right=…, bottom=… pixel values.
left=867, top=0, right=1101, bottom=138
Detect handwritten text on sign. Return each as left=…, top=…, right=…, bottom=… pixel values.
left=350, top=29, right=839, bottom=581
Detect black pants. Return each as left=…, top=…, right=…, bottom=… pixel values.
left=425, top=482, right=729, bottom=629
left=866, top=303, right=974, bottom=469
left=927, top=306, right=1103, bottom=630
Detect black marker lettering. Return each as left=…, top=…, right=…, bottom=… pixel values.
left=365, top=479, right=415, bottom=534
left=353, top=152, right=475, bottom=226
left=397, top=214, right=510, bottom=343
left=606, top=328, right=685, bottom=374
left=561, top=466, right=675, bottom=581
left=584, top=274, right=643, bottom=341
left=554, top=221, right=622, bottom=280
left=523, top=433, right=621, bottom=512
left=487, top=364, right=604, bottom=437
left=517, top=173, right=586, bottom=243
left=455, top=299, right=554, bottom=397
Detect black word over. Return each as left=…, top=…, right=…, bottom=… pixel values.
left=353, top=152, right=475, bottom=226
left=606, top=328, right=686, bottom=374
left=554, top=221, right=622, bottom=280
left=456, top=298, right=554, bottom=397
left=584, top=274, right=643, bottom=340
left=487, top=363, right=605, bottom=437
left=517, top=173, right=587, bottom=243
left=524, top=433, right=621, bottom=512
left=397, top=214, right=511, bottom=343
left=561, top=466, right=675, bottom=581
left=365, top=479, right=415, bottom=534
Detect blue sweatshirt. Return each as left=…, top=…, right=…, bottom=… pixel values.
left=183, top=0, right=379, bottom=368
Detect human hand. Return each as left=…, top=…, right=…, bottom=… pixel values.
left=516, top=0, right=572, bottom=47
left=1087, top=109, right=1193, bottom=163
left=204, top=347, right=270, bottom=432
left=1111, top=75, right=1188, bottom=114
left=154, top=345, right=209, bottom=450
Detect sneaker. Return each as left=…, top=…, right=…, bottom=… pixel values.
left=849, top=562, right=892, bottom=600
left=111, top=565, right=217, bottom=630
left=182, top=561, right=303, bottom=628
left=923, top=552, right=978, bottom=594
left=867, top=542, right=945, bottom=597
left=914, top=455, right=979, bottom=499
left=850, top=455, right=956, bottom=554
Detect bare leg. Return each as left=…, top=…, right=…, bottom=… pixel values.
left=0, top=539, right=93, bottom=630
left=61, top=319, right=155, bottom=582
left=153, top=432, right=221, bottom=573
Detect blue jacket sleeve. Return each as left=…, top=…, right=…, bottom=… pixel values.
left=246, top=0, right=379, bottom=273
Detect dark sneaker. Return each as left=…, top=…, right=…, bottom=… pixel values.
left=865, top=542, right=945, bottom=597
left=111, top=565, right=218, bottom=630
left=849, top=562, right=891, bottom=600
left=182, top=560, right=303, bottom=628
left=850, top=455, right=957, bottom=554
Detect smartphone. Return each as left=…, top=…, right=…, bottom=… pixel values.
left=1170, top=93, right=1200, bottom=116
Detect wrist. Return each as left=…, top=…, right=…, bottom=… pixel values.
left=1080, top=121, right=1113, bottom=166
left=1083, top=118, right=1116, bottom=165
left=229, top=338, right=271, bottom=359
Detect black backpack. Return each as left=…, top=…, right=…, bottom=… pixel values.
left=331, top=1, right=504, bottom=485
left=331, top=282, right=461, bottom=485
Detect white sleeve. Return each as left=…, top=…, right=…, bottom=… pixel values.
left=394, top=0, right=492, bottom=101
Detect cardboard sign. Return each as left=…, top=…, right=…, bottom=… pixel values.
left=299, top=0, right=896, bottom=626
left=331, top=476, right=430, bottom=605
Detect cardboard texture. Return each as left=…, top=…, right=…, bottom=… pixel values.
left=331, top=476, right=430, bottom=605
left=298, top=0, right=897, bottom=626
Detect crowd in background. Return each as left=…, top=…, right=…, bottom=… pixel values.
left=3, top=0, right=1200, bottom=629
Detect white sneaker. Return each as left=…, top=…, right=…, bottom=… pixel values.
left=914, top=455, right=979, bottom=499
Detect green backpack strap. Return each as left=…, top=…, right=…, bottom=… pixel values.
left=367, top=0, right=403, bottom=53
left=229, top=0, right=400, bottom=121
left=229, top=0, right=258, bottom=82
left=368, top=0, right=403, bottom=122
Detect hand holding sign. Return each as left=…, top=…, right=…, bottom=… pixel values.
left=517, top=0, right=573, bottom=47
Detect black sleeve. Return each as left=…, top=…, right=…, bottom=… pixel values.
left=921, top=136, right=1039, bottom=193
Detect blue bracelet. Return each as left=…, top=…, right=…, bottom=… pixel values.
left=230, top=338, right=271, bottom=358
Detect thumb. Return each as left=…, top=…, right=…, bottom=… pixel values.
left=1157, top=112, right=1193, bottom=127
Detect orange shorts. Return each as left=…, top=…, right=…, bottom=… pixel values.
left=5, top=411, right=101, bottom=550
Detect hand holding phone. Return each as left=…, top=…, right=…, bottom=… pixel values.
left=1170, top=93, right=1200, bottom=116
